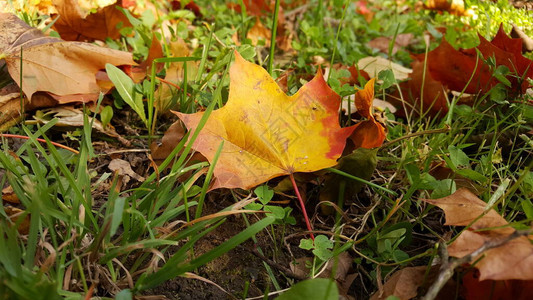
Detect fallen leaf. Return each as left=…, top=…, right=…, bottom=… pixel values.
left=154, top=38, right=198, bottom=112
left=2, top=185, right=19, bottom=204
left=138, top=34, right=164, bottom=75
left=0, top=83, right=60, bottom=131
left=393, top=59, right=450, bottom=116
left=423, top=0, right=472, bottom=16
left=357, top=56, right=412, bottom=81
left=150, top=121, right=186, bottom=164
left=368, top=33, right=414, bottom=55
left=422, top=188, right=533, bottom=280
left=462, top=269, right=533, bottom=300
left=0, top=13, right=136, bottom=102
left=247, top=17, right=271, bottom=47
left=416, top=25, right=533, bottom=96
left=370, top=265, right=455, bottom=300
left=511, top=24, right=533, bottom=53
left=175, top=51, right=354, bottom=190
left=4, top=206, right=30, bottom=234
left=52, top=0, right=133, bottom=41
left=356, top=0, right=374, bottom=22
left=227, top=0, right=291, bottom=51
left=228, top=0, right=273, bottom=17
left=350, top=78, right=387, bottom=149
left=109, top=158, right=145, bottom=182
left=370, top=266, right=426, bottom=300
left=170, top=0, right=202, bottom=17
left=30, top=106, right=129, bottom=146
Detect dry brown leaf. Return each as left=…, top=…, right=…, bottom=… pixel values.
left=422, top=188, right=533, bottom=281
left=370, top=265, right=456, bottom=300
left=5, top=206, right=30, bottom=234
left=108, top=158, right=145, bottom=182
left=368, top=33, right=414, bottom=55
left=150, top=121, right=186, bottom=164
left=0, top=13, right=136, bottom=102
left=52, top=0, right=133, bottom=41
left=370, top=266, right=426, bottom=300
left=2, top=185, right=19, bottom=204
left=247, top=17, right=271, bottom=47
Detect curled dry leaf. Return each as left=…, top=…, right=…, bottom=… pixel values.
left=422, top=188, right=533, bottom=281
left=0, top=13, right=136, bottom=102
left=350, top=78, right=387, bottom=149
left=52, top=0, right=133, bottom=41
left=176, top=51, right=354, bottom=190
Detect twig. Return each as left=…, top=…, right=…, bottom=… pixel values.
left=422, top=229, right=533, bottom=300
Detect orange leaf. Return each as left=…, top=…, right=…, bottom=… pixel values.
left=247, top=18, right=271, bottom=47
left=393, top=59, right=450, bottom=116
left=416, top=25, right=533, bottom=95
left=462, top=269, right=533, bottom=300
left=175, top=51, right=354, bottom=190
left=0, top=13, right=136, bottom=102
left=350, top=79, right=386, bottom=149
left=422, top=188, right=533, bottom=281
left=52, top=0, right=133, bottom=42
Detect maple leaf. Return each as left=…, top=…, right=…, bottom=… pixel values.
left=0, top=13, right=135, bottom=102
left=350, top=78, right=386, bottom=149
left=422, top=188, right=533, bottom=281
left=175, top=51, right=354, bottom=190
left=394, top=24, right=533, bottom=116
left=52, top=0, right=133, bottom=42
left=416, top=24, right=533, bottom=95
left=393, top=59, right=450, bottom=116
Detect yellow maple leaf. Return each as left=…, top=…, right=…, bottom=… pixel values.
left=176, top=51, right=354, bottom=190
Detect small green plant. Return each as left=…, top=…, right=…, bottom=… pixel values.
left=365, top=222, right=412, bottom=264
left=299, top=235, right=334, bottom=262
left=247, top=185, right=296, bottom=225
